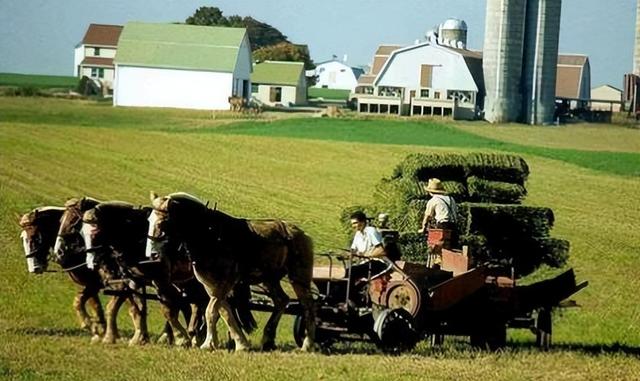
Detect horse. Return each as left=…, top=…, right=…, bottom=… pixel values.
left=147, top=192, right=316, bottom=352
left=56, top=197, right=149, bottom=345
left=81, top=201, right=210, bottom=347
left=19, top=205, right=106, bottom=338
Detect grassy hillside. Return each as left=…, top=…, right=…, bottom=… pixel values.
left=1, top=97, right=639, bottom=380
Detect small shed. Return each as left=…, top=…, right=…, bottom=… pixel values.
left=591, top=84, right=622, bottom=112
left=113, top=22, right=252, bottom=110
left=314, top=58, right=364, bottom=91
left=251, top=61, right=307, bottom=106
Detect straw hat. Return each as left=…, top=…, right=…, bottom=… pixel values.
left=425, top=178, right=446, bottom=194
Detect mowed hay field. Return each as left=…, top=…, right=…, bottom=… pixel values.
left=1, top=97, right=639, bottom=381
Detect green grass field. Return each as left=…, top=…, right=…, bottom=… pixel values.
left=0, top=73, right=79, bottom=89
left=1, top=97, right=639, bottom=380
left=307, top=87, right=350, bottom=100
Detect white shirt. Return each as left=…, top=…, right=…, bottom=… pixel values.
left=351, top=226, right=383, bottom=255
left=425, top=194, right=457, bottom=223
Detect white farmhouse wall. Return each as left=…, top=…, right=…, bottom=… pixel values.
left=255, top=84, right=298, bottom=106
left=84, top=47, right=117, bottom=58
left=315, top=61, right=358, bottom=91
left=377, top=44, right=479, bottom=100
left=74, top=46, right=84, bottom=76
left=114, top=66, right=233, bottom=110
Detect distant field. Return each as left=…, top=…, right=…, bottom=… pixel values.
left=0, top=72, right=78, bottom=89
left=1, top=97, right=639, bottom=380
left=307, top=87, right=350, bottom=100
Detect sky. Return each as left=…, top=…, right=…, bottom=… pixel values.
left=0, top=0, right=637, bottom=87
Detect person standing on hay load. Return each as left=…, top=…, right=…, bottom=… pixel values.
left=420, top=178, right=459, bottom=253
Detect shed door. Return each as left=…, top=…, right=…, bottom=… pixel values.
left=420, top=65, right=433, bottom=88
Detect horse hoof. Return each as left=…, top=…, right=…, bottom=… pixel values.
left=175, top=337, right=191, bottom=348
left=234, top=343, right=250, bottom=352
left=90, top=334, right=101, bottom=344
left=156, top=333, right=173, bottom=345
left=199, top=342, right=214, bottom=351
left=261, top=342, right=277, bottom=351
left=102, top=336, right=117, bottom=345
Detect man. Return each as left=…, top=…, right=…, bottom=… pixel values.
left=350, top=211, right=386, bottom=258
left=348, top=211, right=388, bottom=282
left=421, top=178, right=458, bottom=231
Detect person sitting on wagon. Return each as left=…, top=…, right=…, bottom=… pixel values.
left=348, top=211, right=389, bottom=281
left=420, top=178, right=458, bottom=247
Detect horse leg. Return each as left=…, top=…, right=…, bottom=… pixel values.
left=86, top=290, right=106, bottom=338
left=260, top=281, right=289, bottom=351
left=157, top=322, right=174, bottom=345
left=73, top=289, right=93, bottom=332
left=155, top=284, right=191, bottom=348
left=188, top=302, right=205, bottom=346
left=217, top=296, right=251, bottom=352
left=199, top=296, right=221, bottom=350
left=102, top=295, right=125, bottom=344
left=291, top=280, right=317, bottom=352
left=127, top=294, right=149, bottom=346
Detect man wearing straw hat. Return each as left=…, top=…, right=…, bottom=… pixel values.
left=420, top=178, right=458, bottom=234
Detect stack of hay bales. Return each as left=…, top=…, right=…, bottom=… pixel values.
left=343, top=152, right=569, bottom=277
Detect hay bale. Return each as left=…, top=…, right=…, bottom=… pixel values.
left=464, top=153, right=529, bottom=185
left=397, top=232, right=428, bottom=263
left=393, top=153, right=467, bottom=181
left=460, top=203, right=554, bottom=239
left=467, top=176, right=527, bottom=204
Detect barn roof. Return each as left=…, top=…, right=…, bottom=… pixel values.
left=115, top=22, right=247, bottom=73
left=82, top=24, right=123, bottom=47
left=252, top=61, right=304, bottom=86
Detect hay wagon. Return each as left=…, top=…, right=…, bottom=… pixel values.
left=252, top=232, right=588, bottom=352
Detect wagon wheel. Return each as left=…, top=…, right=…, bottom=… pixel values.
left=535, top=307, right=552, bottom=351
left=373, top=308, right=418, bottom=353
left=293, top=315, right=332, bottom=349
left=384, top=280, right=421, bottom=317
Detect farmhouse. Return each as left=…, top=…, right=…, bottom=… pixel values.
left=313, top=57, right=365, bottom=91
left=251, top=61, right=307, bottom=106
left=74, top=24, right=123, bottom=92
left=113, top=22, right=252, bottom=110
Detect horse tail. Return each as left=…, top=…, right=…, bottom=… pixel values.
left=228, top=281, right=258, bottom=334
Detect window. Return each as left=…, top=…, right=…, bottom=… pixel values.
left=90, top=67, right=104, bottom=78
left=434, top=91, right=441, bottom=99
left=270, top=87, right=282, bottom=102
left=93, top=47, right=100, bottom=56
left=420, top=89, right=430, bottom=98
left=251, top=83, right=259, bottom=93
left=319, top=68, right=325, bottom=73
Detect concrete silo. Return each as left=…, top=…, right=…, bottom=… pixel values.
left=439, top=18, right=468, bottom=47
left=522, top=0, right=562, bottom=124
left=483, top=0, right=528, bottom=123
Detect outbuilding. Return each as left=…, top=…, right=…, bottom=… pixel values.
left=251, top=61, right=307, bottom=106
left=113, top=22, right=252, bottom=110
left=314, top=57, right=364, bottom=91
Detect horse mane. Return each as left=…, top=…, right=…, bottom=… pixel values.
left=167, top=192, right=206, bottom=206
left=20, top=206, right=65, bottom=227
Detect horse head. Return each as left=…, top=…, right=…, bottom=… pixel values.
left=81, top=201, right=146, bottom=271
left=55, top=197, right=101, bottom=264
left=146, top=192, right=208, bottom=260
left=19, top=207, right=65, bottom=274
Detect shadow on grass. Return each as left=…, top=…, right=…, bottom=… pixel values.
left=509, top=341, right=640, bottom=356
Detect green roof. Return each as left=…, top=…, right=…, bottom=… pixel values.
left=115, top=22, right=247, bottom=72
left=251, top=61, right=304, bottom=86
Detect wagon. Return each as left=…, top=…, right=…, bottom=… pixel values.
left=255, top=238, right=588, bottom=352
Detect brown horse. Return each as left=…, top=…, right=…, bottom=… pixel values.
left=81, top=201, right=210, bottom=347
left=19, top=205, right=106, bottom=339
left=56, top=197, right=149, bottom=345
left=147, top=192, right=316, bottom=352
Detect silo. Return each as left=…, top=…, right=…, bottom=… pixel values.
left=440, top=18, right=468, bottom=47
left=483, top=0, right=527, bottom=123
left=522, top=0, right=562, bottom=124
left=634, top=0, right=640, bottom=75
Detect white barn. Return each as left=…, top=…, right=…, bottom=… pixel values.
left=353, top=42, right=484, bottom=119
left=113, top=22, right=252, bottom=110
left=314, top=58, right=364, bottom=91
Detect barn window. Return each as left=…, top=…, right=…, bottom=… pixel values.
left=270, top=87, right=282, bottom=102
left=93, top=47, right=100, bottom=56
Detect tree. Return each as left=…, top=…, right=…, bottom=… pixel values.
left=185, top=6, right=228, bottom=26
left=253, top=42, right=314, bottom=70
left=185, top=7, right=288, bottom=50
